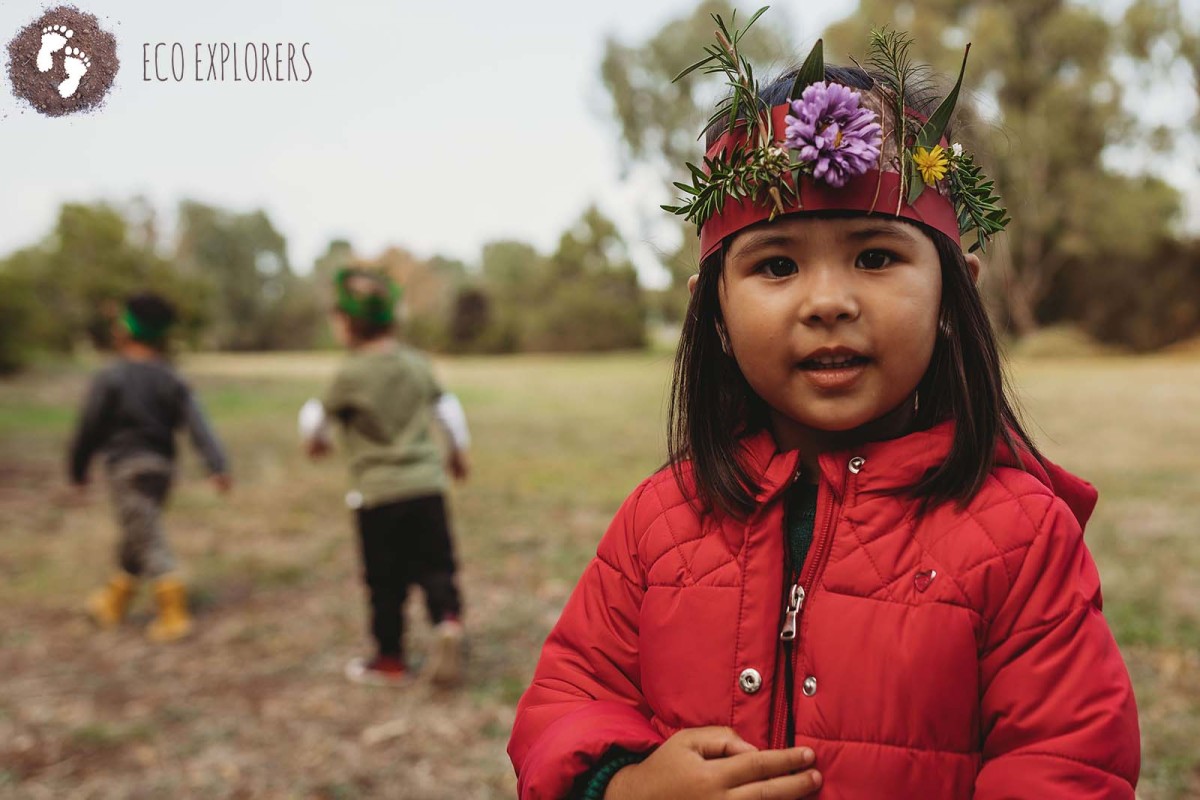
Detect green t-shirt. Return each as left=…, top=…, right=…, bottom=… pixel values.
left=323, top=344, right=446, bottom=508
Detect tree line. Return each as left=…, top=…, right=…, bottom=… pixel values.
left=0, top=199, right=646, bottom=372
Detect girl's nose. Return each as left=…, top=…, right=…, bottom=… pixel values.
left=799, top=267, right=861, bottom=326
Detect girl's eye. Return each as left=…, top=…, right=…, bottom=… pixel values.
left=757, top=257, right=797, bottom=278
left=856, top=249, right=896, bottom=270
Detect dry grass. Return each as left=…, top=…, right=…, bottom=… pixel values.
left=0, top=349, right=1196, bottom=798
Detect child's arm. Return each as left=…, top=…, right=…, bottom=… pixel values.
left=68, top=372, right=115, bottom=485
left=508, top=480, right=663, bottom=799
left=299, top=398, right=333, bottom=457
left=433, top=392, right=470, bottom=479
left=974, top=497, right=1139, bottom=798
left=182, top=390, right=230, bottom=490
left=433, top=392, right=469, bottom=451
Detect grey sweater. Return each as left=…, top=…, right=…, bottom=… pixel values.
left=69, top=358, right=228, bottom=483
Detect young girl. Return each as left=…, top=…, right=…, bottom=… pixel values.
left=508, top=18, right=1139, bottom=800
left=302, top=268, right=471, bottom=686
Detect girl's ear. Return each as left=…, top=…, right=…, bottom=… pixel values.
left=687, top=273, right=699, bottom=296
left=965, top=253, right=982, bottom=286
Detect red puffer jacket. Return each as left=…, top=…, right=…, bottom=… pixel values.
left=509, top=422, right=1140, bottom=799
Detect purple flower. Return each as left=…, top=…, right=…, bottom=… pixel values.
left=784, top=82, right=882, bottom=188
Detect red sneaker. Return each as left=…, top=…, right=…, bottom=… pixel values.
left=344, top=655, right=409, bottom=686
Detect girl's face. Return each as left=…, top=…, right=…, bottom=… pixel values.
left=716, top=215, right=943, bottom=443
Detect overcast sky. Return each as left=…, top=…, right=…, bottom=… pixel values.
left=1, top=0, right=1196, bottom=288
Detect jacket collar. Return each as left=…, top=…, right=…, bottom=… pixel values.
left=737, top=421, right=1097, bottom=529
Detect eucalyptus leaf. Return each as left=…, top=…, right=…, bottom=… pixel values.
left=907, top=162, right=927, bottom=206
left=918, top=43, right=970, bottom=148
left=789, top=39, right=825, bottom=99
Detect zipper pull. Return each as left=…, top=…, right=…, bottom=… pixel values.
left=779, top=583, right=805, bottom=641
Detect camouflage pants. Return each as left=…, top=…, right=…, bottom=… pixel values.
left=106, top=453, right=176, bottom=579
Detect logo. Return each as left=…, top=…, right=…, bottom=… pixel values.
left=5, top=6, right=119, bottom=117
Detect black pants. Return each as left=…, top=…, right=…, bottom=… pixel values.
left=356, top=494, right=462, bottom=659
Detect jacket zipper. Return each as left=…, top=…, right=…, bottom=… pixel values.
left=768, top=458, right=854, bottom=750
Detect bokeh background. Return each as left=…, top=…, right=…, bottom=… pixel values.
left=1, top=0, right=1199, bottom=797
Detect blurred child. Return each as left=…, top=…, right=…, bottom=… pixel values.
left=71, top=292, right=231, bottom=643
left=508, top=17, right=1139, bottom=800
left=302, top=268, right=471, bottom=687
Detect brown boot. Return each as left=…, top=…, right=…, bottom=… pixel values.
left=85, top=573, right=137, bottom=629
left=146, top=576, right=193, bottom=643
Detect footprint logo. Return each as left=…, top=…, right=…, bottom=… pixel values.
left=58, top=46, right=90, bottom=98
left=5, top=6, right=119, bottom=117
left=37, top=24, right=73, bottom=72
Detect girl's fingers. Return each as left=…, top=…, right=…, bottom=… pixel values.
left=718, top=747, right=816, bottom=787
left=727, top=768, right=823, bottom=800
left=686, top=726, right=759, bottom=759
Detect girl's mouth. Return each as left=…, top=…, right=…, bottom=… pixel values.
left=796, top=355, right=871, bottom=390
left=797, top=355, right=871, bottom=370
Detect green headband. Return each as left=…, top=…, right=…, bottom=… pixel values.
left=334, top=268, right=402, bottom=325
left=121, top=308, right=170, bottom=342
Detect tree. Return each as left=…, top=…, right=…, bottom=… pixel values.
left=526, top=206, right=646, bottom=352
left=600, top=0, right=796, bottom=303
left=0, top=269, right=37, bottom=373
left=175, top=201, right=318, bottom=350
left=0, top=201, right=209, bottom=358
left=820, top=0, right=1188, bottom=335
left=480, top=240, right=547, bottom=305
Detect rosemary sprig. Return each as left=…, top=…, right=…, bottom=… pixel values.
left=664, top=7, right=793, bottom=226
left=865, top=29, right=919, bottom=209
left=662, top=145, right=794, bottom=225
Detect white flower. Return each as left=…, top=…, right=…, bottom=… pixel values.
left=951, top=142, right=964, bottom=158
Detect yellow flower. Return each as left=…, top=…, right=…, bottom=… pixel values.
left=912, top=145, right=949, bottom=185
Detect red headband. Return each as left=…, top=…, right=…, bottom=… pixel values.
left=698, top=104, right=961, bottom=261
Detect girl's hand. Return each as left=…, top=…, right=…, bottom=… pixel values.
left=604, top=727, right=821, bottom=800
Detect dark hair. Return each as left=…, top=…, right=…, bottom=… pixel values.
left=124, top=291, right=177, bottom=348
left=668, top=64, right=1040, bottom=519
left=341, top=313, right=395, bottom=342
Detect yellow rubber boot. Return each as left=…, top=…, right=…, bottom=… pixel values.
left=85, top=573, right=137, bottom=629
left=146, top=576, right=193, bottom=643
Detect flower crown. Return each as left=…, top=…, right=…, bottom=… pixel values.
left=663, top=8, right=1010, bottom=258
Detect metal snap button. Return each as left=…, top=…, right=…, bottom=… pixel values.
left=848, top=457, right=865, bottom=474
left=802, top=675, right=817, bottom=696
left=738, top=668, right=763, bottom=694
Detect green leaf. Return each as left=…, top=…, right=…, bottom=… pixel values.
left=673, top=54, right=716, bottom=83
left=918, top=43, right=970, bottom=149
left=743, top=6, right=770, bottom=36
left=789, top=39, right=825, bottom=99
left=907, top=162, right=927, bottom=206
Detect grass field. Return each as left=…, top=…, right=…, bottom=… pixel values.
left=0, top=349, right=1197, bottom=799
